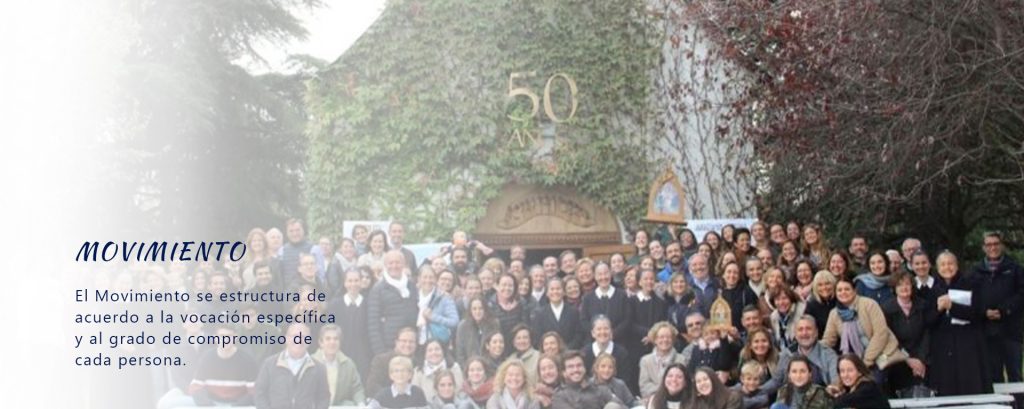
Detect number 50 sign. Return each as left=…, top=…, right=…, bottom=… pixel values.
left=507, top=71, right=578, bottom=123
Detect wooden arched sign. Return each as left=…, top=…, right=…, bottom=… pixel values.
left=644, top=168, right=686, bottom=224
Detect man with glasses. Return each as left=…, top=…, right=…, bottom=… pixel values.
left=973, top=232, right=1024, bottom=382
left=900, top=238, right=922, bottom=274
left=552, top=351, right=624, bottom=409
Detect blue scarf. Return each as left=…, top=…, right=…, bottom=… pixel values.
left=854, top=273, right=888, bottom=290
left=837, top=303, right=858, bottom=322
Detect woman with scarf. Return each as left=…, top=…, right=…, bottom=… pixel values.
left=853, top=251, right=894, bottom=306
left=822, top=279, right=905, bottom=387
left=414, top=339, right=464, bottom=402
left=639, top=322, right=688, bottom=401
left=505, top=324, right=540, bottom=385
left=665, top=272, right=703, bottom=352
left=769, top=286, right=806, bottom=351
left=791, top=260, right=816, bottom=301
left=803, top=271, right=837, bottom=339
left=459, top=356, right=495, bottom=409
left=357, top=230, right=390, bottom=269
left=416, top=266, right=459, bottom=347
left=533, top=354, right=561, bottom=408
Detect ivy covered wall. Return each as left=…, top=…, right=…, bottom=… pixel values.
left=305, top=0, right=661, bottom=241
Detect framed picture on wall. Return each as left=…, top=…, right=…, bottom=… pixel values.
left=644, top=168, right=686, bottom=225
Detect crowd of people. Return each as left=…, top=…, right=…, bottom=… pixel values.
left=132, top=218, right=1023, bottom=409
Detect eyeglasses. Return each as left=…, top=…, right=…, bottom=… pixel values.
left=984, top=242, right=1001, bottom=247
left=686, top=321, right=705, bottom=328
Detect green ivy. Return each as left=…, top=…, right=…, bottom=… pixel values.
left=305, top=0, right=660, bottom=241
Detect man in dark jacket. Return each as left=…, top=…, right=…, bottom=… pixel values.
left=367, top=250, right=418, bottom=355
left=974, top=232, right=1024, bottom=382
left=254, top=322, right=330, bottom=409
left=280, top=218, right=314, bottom=281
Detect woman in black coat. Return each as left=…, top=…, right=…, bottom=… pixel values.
left=489, top=274, right=527, bottom=354
left=803, top=270, right=837, bottom=339
left=625, top=268, right=667, bottom=395
left=720, top=261, right=758, bottom=329
left=881, top=272, right=929, bottom=394
left=925, top=251, right=992, bottom=396
left=328, top=268, right=372, bottom=380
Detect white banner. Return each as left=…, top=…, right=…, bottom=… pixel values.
left=687, top=218, right=759, bottom=246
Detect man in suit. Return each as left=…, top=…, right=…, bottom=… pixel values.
left=581, top=262, right=632, bottom=342
left=530, top=277, right=584, bottom=349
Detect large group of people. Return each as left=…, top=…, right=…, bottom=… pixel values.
left=128, top=218, right=1023, bottom=409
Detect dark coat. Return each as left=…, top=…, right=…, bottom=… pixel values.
left=254, top=352, right=330, bottom=409
left=721, top=285, right=758, bottom=329
left=530, top=302, right=585, bottom=350
left=488, top=297, right=528, bottom=353
left=328, top=297, right=372, bottom=380
left=881, top=297, right=929, bottom=360
left=280, top=240, right=313, bottom=280
left=625, top=294, right=667, bottom=358
left=580, top=287, right=633, bottom=342
left=366, top=279, right=418, bottom=355
left=925, top=272, right=993, bottom=396
left=804, top=296, right=836, bottom=339
left=972, top=256, right=1024, bottom=341
left=622, top=293, right=665, bottom=395
left=833, top=380, right=890, bottom=409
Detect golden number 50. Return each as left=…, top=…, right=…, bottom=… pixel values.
left=507, top=72, right=578, bottom=123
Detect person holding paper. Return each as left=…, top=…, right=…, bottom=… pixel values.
left=926, top=251, right=992, bottom=396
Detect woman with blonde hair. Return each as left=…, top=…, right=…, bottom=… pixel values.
left=804, top=270, right=837, bottom=337
left=591, top=353, right=638, bottom=407
left=486, top=359, right=539, bottom=409
left=241, top=228, right=273, bottom=288
left=737, top=328, right=778, bottom=384
left=639, top=322, right=687, bottom=400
